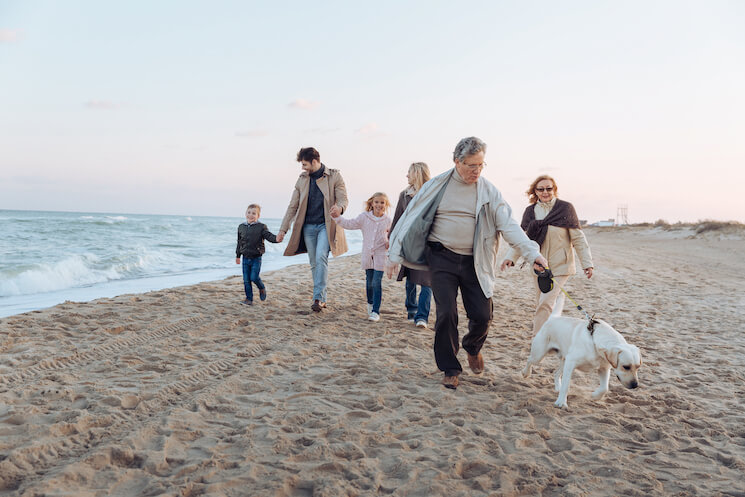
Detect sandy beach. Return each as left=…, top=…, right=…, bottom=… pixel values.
left=1, top=226, right=744, bottom=496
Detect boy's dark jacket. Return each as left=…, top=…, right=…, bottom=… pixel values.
left=236, top=222, right=278, bottom=258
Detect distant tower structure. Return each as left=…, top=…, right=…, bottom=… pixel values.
left=616, top=204, right=629, bottom=225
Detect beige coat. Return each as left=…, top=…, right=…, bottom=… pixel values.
left=539, top=225, right=593, bottom=276
left=505, top=224, right=593, bottom=276
left=279, top=167, right=349, bottom=257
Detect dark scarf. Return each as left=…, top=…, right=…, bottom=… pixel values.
left=521, top=199, right=580, bottom=247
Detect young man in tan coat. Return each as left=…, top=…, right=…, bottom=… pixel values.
left=278, top=147, right=348, bottom=312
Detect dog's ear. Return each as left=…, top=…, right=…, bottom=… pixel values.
left=604, top=348, right=621, bottom=368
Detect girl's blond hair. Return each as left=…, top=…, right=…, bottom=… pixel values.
left=408, top=162, right=431, bottom=192
left=364, top=192, right=391, bottom=212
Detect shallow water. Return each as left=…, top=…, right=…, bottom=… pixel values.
left=0, top=209, right=362, bottom=317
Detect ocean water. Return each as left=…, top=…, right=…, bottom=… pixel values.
left=0, top=210, right=363, bottom=318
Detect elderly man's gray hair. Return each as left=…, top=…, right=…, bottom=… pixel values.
left=453, top=136, right=487, bottom=162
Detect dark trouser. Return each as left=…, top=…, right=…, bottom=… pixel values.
left=427, top=243, right=493, bottom=377
left=241, top=256, right=264, bottom=300
left=365, top=269, right=383, bottom=314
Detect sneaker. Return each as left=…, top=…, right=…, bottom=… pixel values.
left=241, top=299, right=253, bottom=306
left=407, top=317, right=415, bottom=324
left=311, top=300, right=322, bottom=312
left=367, top=303, right=373, bottom=315
left=415, top=320, right=427, bottom=329
left=442, top=374, right=459, bottom=389
left=259, top=288, right=267, bottom=301
left=368, top=312, right=380, bottom=322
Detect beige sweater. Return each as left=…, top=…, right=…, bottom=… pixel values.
left=427, top=169, right=478, bottom=255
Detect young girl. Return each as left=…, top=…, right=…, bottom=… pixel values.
left=331, top=192, right=392, bottom=322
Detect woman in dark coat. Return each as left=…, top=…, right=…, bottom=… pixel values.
left=389, top=162, right=433, bottom=328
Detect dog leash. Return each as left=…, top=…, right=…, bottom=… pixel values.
left=534, top=265, right=594, bottom=323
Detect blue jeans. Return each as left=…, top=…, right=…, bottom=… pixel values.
left=405, top=278, right=432, bottom=322
left=241, top=256, right=264, bottom=300
left=303, top=223, right=330, bottom=302
left=365, top=269, right=383, bottom=314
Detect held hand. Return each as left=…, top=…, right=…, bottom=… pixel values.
left=584, top=267, right=593, bottom=279
left=276, top=231, right=285, bottom=243
left=329, top=205, right=341, bottom=218
left=533, top=255, right=549, bottom=272
left=500, top=259, right=514, bottom=271
left=385, top=263, right=399, bottom=280
left=235, top=258, right=240, bottom=264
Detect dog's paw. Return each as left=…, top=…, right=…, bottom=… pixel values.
left=591, top=389, right=607, bottom=400
left=553, top=400, right=568, bottom=409
left=521, top=366, right=531, bottom=378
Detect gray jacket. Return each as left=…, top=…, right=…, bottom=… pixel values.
left=387, top=168, right=541, bottom=298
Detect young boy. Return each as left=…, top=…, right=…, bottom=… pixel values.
left=235, top=204, right=279, bottom=305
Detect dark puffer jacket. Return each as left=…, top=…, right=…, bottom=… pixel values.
left=236, top=222, right=278, bottom=258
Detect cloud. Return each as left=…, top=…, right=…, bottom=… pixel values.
left=355, top=122, right=385, bottom=137
left=0, top=29, right=22, bottom=43
left=288, top=98, right=320, bottom=110
left=5, top=175, right=57, bottom=186
left=235, top=130, right=269, bottom=138
left=84, top=100, right=119, bottom=110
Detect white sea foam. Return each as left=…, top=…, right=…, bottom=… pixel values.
left=0, top=249, right=173, bottom=297
left=1, top=255, right=114, bottom=296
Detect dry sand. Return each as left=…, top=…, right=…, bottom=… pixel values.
left=1, top=227, right=744, bottom=496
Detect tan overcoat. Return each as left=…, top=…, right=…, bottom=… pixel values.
left=279, top=166, right=349, bottom=257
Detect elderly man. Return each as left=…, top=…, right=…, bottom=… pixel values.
left=278, top=147, right=348, bottom=312
left=388, top=137, right=548, bottom=389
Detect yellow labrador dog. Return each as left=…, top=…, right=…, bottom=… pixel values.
left=522, top=294, right=642, bottom=408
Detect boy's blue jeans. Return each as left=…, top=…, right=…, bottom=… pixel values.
left=241, top=256, right=264, bottom=301
left=405, top=279, right=432, bottom=322
left=365, top=269, right=383, bottom=314
left=303, top=223, right=330, bottom=302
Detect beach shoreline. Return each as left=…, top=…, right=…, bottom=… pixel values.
left=1, top=227, right=744, bottom=495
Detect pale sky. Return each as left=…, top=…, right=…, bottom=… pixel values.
left=1, top=0, right=744, bottom=223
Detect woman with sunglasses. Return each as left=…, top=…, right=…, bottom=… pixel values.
left=500, top=175, right=593, bottom=336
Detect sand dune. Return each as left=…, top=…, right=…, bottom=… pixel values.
left=1, top=227, right=744, bottom=496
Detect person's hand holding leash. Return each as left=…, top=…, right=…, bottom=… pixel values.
left=533, top=255, right=549, bottom=272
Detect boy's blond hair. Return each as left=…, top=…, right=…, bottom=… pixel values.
left=245, top=204, right=261, bottom=217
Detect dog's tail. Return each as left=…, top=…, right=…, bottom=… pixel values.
left=551, top=293, right=565, bottom=318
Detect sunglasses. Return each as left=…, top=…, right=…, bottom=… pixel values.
left=535, top=187, right=554, bottom=192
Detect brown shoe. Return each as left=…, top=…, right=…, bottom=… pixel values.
left=311, top=300, right=322, bottom=312
left=467, top=352, right=484, bottom=374
left=442, top=374, right=459, bottom=389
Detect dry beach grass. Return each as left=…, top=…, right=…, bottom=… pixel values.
left=1, top=227, right=744, bottom=496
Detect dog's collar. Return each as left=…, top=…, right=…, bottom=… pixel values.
left=587, top=319, right=600, bottom=335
